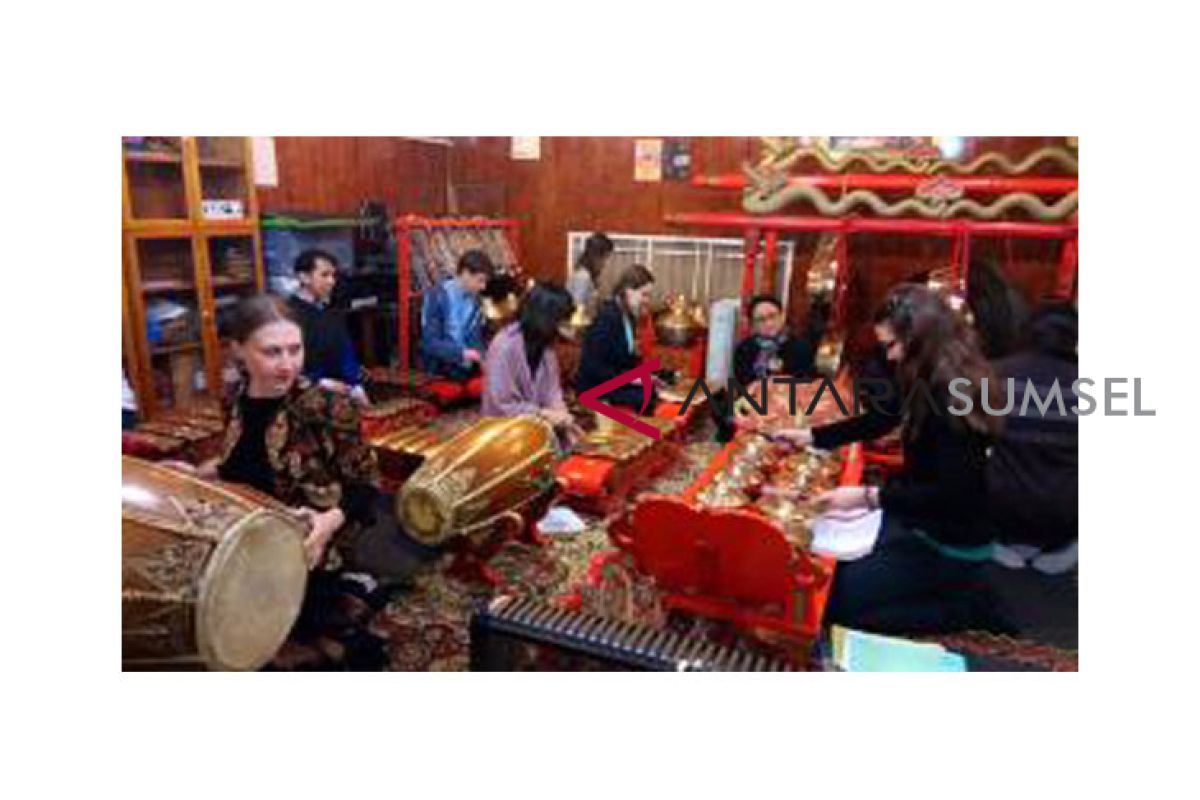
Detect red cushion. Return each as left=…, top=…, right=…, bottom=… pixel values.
left=425, top=381, right=465, bottom=404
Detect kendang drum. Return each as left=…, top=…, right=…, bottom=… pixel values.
left=121, top=456, right=309, bottom=671
left=396, top=416, right=558, bottom=546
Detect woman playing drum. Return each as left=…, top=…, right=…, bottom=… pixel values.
left=172, top=294, right=383, bottom=666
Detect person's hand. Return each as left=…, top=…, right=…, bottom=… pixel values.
left=563, top=422, right=586, bottom=446
left=541, top=407, right=574, bottom=429
left=160, top=459, right=197, bottom=475
left=318, top=378, right=352, bottom=395
left=812, top=486, right=872, bottom=516
left=734, top=411, right=762, bottom=432
left=294, top=507, right=345, bottom=569
left=196, top=458, right=220, bottom=479
left=770, top=427, right=813, bottom=447
left=349, top=385, right=370, bottom=407
left=462, top=348, right=483, bottom=364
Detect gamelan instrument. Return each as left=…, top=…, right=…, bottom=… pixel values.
left=470, top=595, right=793, bottom=671
left=369, top=421, right=454, bottom=493
left=395, top=416, right=559, bottom=547
left=556, top=415, right=680, bottom=516
left=122, top=456, right=309, bottom=671
left=358, top=396, right=437, bottom=441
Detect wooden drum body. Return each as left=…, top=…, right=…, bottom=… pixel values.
left=122, top=456, right=308, bottom=671
left=395, top=416, right=558, bottom=546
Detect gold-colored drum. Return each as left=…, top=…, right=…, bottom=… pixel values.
left=122, top=456, right=309, bottom=671
left=395, top=416, right=558, bottom=546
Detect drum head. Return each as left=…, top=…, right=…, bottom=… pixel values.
left=196, top=510, right=307, bottom=671
left=397, top=487, right=452, bottom=546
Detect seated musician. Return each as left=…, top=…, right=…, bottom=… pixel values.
left=576, top=263, right=659, bottom=413
left=722, top=294, right=815, bottom=440
left=987, top=302, right=1078, bottom=574
left=419, top=249, right=494, bottom=381
left=286, top=248, right=368, bottom=405
left=775, top=285, right=1010, bottom=635
left=733, top=295, right=815, bottom=387
left=182, top=294, right=384, bottom=667
left=567, top=231, right=615, bottom=312
left=482, top=283, right=584, bottom=447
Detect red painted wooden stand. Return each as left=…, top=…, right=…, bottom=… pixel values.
left=580, top=440, right=864, bottom=657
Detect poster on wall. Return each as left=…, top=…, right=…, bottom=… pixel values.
left=252, top=137, right=278, bottom=186
left=634, top=138, right=663, bottom=182
left=663, top=138, right=691, bottom=180
left=511, top=137, right=541, bottom=161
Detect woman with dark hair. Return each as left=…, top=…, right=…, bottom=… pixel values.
left=733, top=294, right=814, bottom=386
left=567, top=232, right=615, bottom=310
left=482, top=284, right=582, bottom=443
left=778, top=283, right=1006, bottom=634
left=967, top=257, right=1030, bottom=360
left=177, top=294, right=385, bottom=667
left=577, top=263, right=658, bottom=412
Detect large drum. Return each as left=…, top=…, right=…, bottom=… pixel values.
left=121, top=456, right=309, bottom=671
left=396, top=416, right=558, bottom=546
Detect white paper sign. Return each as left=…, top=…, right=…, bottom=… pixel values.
left=511, top=136, right=541, bottom=160
left=252, top=136, right=278, bottom=186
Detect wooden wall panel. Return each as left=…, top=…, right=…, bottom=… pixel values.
left=257, top=136, right=448, bottom=216
left=255, top=136, right=1072, bottom=358
left=450, top=137, right=760, bottom=282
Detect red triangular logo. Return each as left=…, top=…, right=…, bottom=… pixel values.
left=578, top=358, right=662, bottom=440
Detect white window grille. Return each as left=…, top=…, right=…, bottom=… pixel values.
left=566, top=232, right=795, bottom=314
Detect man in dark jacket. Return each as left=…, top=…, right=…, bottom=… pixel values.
left=286, top=249, right=367, bottom=404
left=988, top=303, right=1078, bottom=574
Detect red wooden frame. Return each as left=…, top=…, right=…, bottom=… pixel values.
left=666, top=211, right=1079, bottom=307
left=393, top=215, right=523, bottom=380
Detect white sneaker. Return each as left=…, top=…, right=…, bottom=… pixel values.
left=1032, top=541, right=1078, bottom=576
left=992, top=544, right=1032, bottom=570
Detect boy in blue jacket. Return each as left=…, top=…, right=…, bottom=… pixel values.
left=420, top=249, right=494, bottom=380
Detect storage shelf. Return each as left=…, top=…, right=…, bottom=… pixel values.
left=150, top=341, right=202, bottom=357
left=211, top=277, right=256, bottom=290
left=124, top=220, right=193, bottom=234
left=142, top=279, right=197, bottom=294
left=198, top=220, right=256, bottom=234
left=124, top=137, right=262, bottom=420
left=125, top=151, right=183, bottom=164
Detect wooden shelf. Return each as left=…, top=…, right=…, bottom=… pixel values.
left=142, top=279, right=197, bottom=294
left=125, top=151, right=183, bottom=164
left=150, top=341, right=202, bottom=357
left=124, top=220, right=193, bottom=235
left=211, top=276, right=255, bottom=290
left=124, top=136, right=262, bottom=420
left=199, top=219, right=256, bottom=235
